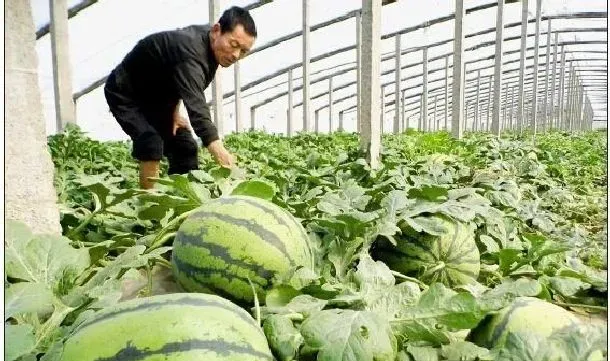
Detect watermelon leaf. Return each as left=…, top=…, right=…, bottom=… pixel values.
left=439, top=341, right=493, bottom=361
left=5, top=282, right=55, bottom=321
left=5, top=324, right=36, bottom=361
left=263, top=314, right=304, bottom=361
left=300, top=309, right=397, bottom=361
left=231, top=179, right=278, bottom=201
left=5, top=221, right=90, bottom=286
left=401, top=346, right=439, bottom=361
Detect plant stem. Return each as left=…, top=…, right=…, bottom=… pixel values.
left=552, top=301, right=608, bottom=311
left=147, top=209, right=198, bottom=252
left=391, top=271, right=429, bottom=290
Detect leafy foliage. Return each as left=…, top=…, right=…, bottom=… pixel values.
left=5, top=127, right=607, bottom=360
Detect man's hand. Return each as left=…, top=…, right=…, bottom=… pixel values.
left=207, top=139, right=236, bottom=168
left=173, top=101, right=191, bottom=136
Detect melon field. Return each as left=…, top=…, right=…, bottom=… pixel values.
left=6, top=125, right=608, bottom=361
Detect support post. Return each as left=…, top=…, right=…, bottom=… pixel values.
left=451, top=0, right=465, bottom=139
left=234, top=61, right=242, bottom=133
left=302, top=0, right=311, bottom=132
left=360, top=0, right=382, bottom=168
left=394, top=34, right=401, bottom=134
left=550, top=31, right=558, bottom=129
left=356, top=11, right=362, bottom=133
left=542, top=19, right=551, bottom=131
left=517, top=0, right=528, bottom=133
left=475, top=70, right=481, bottom=131
left=444, top=55, right=449, bottom=130
left=50, top=0, right=76, bottom=131
left=531, top=0, right=542, bottom=138
left=558, top=46, right=566, bottom=129
left=421, top=45, right=428, bottom=132
left=328, top=77, right=334, bottom=132
left=250, top=107, right=256, bottom=131
left=287, top=69, right=294, bottom=135
left=491, top=0, right=504, bottom=136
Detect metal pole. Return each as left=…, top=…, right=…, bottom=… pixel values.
left=209, top=0, right=224, bottom=137
left=360, top=0, right=382, bottom=168
left=422, top=46, right=428, bottom=132
left=550, top=31, right=558, bottom=129
left=558, top=46, right=566, bottom=129
left=302, top=0, right=311, bottom=132
left=486, top=75, right=492, bottom=132
left=234, top=61, right=242, bottom=133
left=381, top=86, right=386, bottom=133
left=475, top=70, right=481, bottom=131
left=339, top=110, right=344, bottom=131
left=491, top=0, right=504, bottom=136
left=434, top=94, right=439, bottom=131
left=287, top=69, right=294, bottom=136
left=401, top=89, right=406, bottom=132
left=50, top=0, right=76, bottom=131
left=451, top=0, right=465, bottom=139
left=356, top=11, right=362, bottom=133
left=314, top=109, right=320, bottom=133
left=531, top=0, right=542, bottom=138
left=509, top=85, right=515, bottom=130
left=328, top=77, right=334, bottom=132
left=444, top=55, right=449, bottom=130
left=517, top=0, right=528, bottom=133
left=250, top=107, right=256, bottom=131
left=502, top=82, right=508, bottom=131
left=542, top=19, right=551, bottom=131
left=394, top=34, right=401, bottom=134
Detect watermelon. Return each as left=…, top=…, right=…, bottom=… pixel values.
left=468, top=296, right=580, bottom=349
left=373, top=215, right=480, bottom=287
left=171, top=195, right=314, bottom=304
left=59, top=293, right=273, bottom=361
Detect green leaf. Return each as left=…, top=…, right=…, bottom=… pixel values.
left=391, top=284, right=487, bottom=345
left=261, top=294, right=328, bottom=318
left=209, top=166, right=231, bottom=181
left=408, top=185, right=448, bottom=202
left=440, top=341, right=493, bottom=361
left=263, top=314, right=304, bottom=361
left=5, top=324, right=36, bottom=361
left=300, top=309, right=397, bottom=361
left=5, top=282, right=54, bottom=320
left=5, top=222, right=90, bottom=286
left=479, top=235, right=501, bottom=254
left=231, top=179, right=278, bottom=201
left=546, top=276, right=591, bottom=297
left=499, top=248, right=522, bottom=275
left=403, top=216, right=448, bottom=236
left=492, top=331, right=547, bottom=361
left=479, top=278, right=541, bottom=311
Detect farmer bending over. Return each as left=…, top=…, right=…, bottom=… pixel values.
left=104, top=6, right=256, bottom=189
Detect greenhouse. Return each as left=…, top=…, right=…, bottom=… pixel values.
left=5, top=0, right=608, bottom=360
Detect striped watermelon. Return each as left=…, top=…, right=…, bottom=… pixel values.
left=468, top=296, right=580, bottom=349
left=171, top=195, right=314, bottom=304
left=373, top=215, right=480, bottom=287
left=59, top=293, right=273, bottom=361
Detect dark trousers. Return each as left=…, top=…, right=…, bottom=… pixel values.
left=103, top=68, right=198, bottom=175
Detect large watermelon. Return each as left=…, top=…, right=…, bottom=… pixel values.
left=373, top=215, right=480, bottom=287
left=60, top=293, right=273, bottom=361
left=171, top=195, right=314, bottom=304
left=468, top=296, right=580, bottom=349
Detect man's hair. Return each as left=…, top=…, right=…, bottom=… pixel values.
left=218, top=6, right=257, bottom=37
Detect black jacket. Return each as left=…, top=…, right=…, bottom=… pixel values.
left=111, top=25, right=219, bottom=146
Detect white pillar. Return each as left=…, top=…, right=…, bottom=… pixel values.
left=328, top=77, right=334, bottom=132
left=50, top=0, right=76, bottom=131
left=531, top=0, right=542, bottom=137
left=339, top=110, right=344, bottom=131
left=250, top=106, right=256, bottom=130
left=451, top=0, right=465, bottom=139
left=475, top=70, right=481, bottom=131
left=517, top=0, right=528, bottom=132
left=380, top=86, right=386, bottom=133
left=486, top=75, right=492, bottom=132
left=287, top=69, right=294, bottom=135
left=558, top=46, right=566, bottom=129
left=491, top=0, right=504, bottom=136
left=302, top=0, right=311, bottom=132
left=394, top=34, right=402, bottom=134
left=209, top=0, right=224, bottom=137
left=550, top=31, right=558, bottom=129
left=314, top=109, right=319, bottom=133
left=444, top=55, right=449, bottom=130
left=360, top=0, right=382, bottom=168
left=421, top=45, right=428, bottom=132
left=542, top=19, right=551, bottom=131
left=234, top=61, right=242, bottom=133
left=356, top=11, right=362, bottom=133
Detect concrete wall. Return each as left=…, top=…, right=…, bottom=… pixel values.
left=5, top=0, right=62, bottom=234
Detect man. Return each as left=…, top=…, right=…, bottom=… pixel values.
left=104, top=6, right=256, bottom=189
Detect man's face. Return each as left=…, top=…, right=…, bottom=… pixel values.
left=210, top=23, right=255, bottom=67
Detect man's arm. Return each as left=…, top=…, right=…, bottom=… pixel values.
left=173, top=60, right=219, bottom=147
left=173, top=60, right=235, bottom=167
